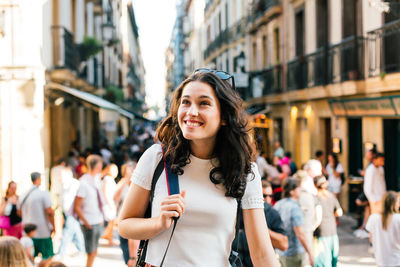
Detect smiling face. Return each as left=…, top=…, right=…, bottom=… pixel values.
left=178, top=81, right=223, bottom=147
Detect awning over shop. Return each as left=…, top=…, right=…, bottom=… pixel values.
left=46, top=82, right=135, bottom=120
left=329, top=95, right=400, bottom=117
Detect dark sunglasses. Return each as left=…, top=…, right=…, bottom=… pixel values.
left=194, top=68, right=235, bottom=89
left=263, top=194, right=273, bottom=198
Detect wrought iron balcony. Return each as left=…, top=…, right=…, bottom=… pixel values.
left=367, top=18, right=400, bottom=77
left=286, top=35, right=364, bottom=91
left=249, top=65, right=282, bottom=98
left=327, top=35, right=365, bottom=83
left=203, top=19, right=246, bottom=60
left=51, top=26, right=79, bottom=72
left=251, top=0, right=281, bottom=21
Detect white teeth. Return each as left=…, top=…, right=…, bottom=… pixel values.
left=186, top=121, right=201, bottom=127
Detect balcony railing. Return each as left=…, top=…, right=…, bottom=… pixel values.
left=251, top=0, right=281, bottom=20
left=249, top=65, right=282, bottom=98
left=51, top=26, right=79, bottom=72
left=286, top=35, right=364, bottom=91
left=204, top=18, right=246, bottom=60
left=327, top=35, right=365, bottom=83
left=367, top=18, right=400, bottom=77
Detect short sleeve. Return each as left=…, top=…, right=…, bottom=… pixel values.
left=76, top=183, right=88, bottom=198
left=43, top=192, right=52, bottom=209
left=241, top=163, right=264, bottom=209
left=131, top=144, right=163, bottom=190
left=291, top=205, right=304, bottom=227
left=337, top=163, right=344, bottom=173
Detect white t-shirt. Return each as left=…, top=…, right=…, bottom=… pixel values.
left=76, top=174, right=104, bottom=225
left=326, top=163, right=344, bottom=194
left=20, top=236, right=34, bottom=255
left=101, top=176, right=117, bottom=221
left=132, top=144, right=264, bottom=267
left=364, top=164, right=386, bottom=203
left=366, top=213, right=400, bottom=266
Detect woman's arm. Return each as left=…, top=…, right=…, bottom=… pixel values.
left=0, top=198, right=6, bottom=215
left=243, top=208, right=279, bottom=267
left=114, top=178, right=128, bottom=203
left=118, top=183, right=186, bottom=240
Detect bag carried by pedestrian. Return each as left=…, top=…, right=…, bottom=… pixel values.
left=0, top=215, right=11, bottom=229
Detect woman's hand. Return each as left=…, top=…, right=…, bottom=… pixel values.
left=158, top=190, right=186, bottom=230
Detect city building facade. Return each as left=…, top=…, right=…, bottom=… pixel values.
left=0, top=0, right=145, bottom=192
left=168, top=0, right=400, bottom=212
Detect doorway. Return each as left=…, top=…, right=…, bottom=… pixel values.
left=383, top=119, right=400, bottom=191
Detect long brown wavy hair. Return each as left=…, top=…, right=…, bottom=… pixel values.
left=382, top=191, right=399, bottom=230
left=155, top=71, right=255, bottom=198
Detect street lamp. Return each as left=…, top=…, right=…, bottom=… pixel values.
left=101, top=3, right=115, bottom=43
left=237, top=51, right=246, bottom=73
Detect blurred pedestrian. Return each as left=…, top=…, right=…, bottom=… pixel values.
left=274, top=178, right=314, bottom=267
left=285, top=151, right=298, bottom=175
left=20, top=223, right=36, bottom=263
left=101, top=163, right=118, bottom=246
left=75, top=155, right=87, bottom=178
left=274, top=141, right=285, bottom=159
left=118, top=69, right=278, bottom=266
left=294, top=170, right=322, bottom=266
left=324, top=153, right=344, bottom=198
left=0, top=236, right=30, bottom=267
left=303, top=159, right=322, bottom=195
left=74, top=155, right=104, bottom=267
left=0, top=181, right=23, bottom=238
left=364, top=152, right=386, bottom=214
left=114, top=162, right=139, bottom=266
left=366, top=191, right=400, bottom=267
left=313, top=175, right=343, bottom=267
left=18, top=172, right=54, bottom=266
left=57, top=164, right=84, bottom=258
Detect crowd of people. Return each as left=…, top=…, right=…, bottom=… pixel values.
left=0, top=124, right=156, bottom=267
left=0, top=66, right=399, bottom=267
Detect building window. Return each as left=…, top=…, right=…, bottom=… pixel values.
left=262, top=35, right=268, bottom=68
left=274, top=28, right=280, bottom=64
left=225, top=3, right=229, bottom=28
left=295, top=8, right=305, bottom=56
left=252, top=41, right=257, bottom=70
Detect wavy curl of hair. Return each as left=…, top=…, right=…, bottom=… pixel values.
left=155, top=71, right=255, bottom=199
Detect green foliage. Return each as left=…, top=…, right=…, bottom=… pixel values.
left=380, top=71, right=386, bottom=80
left=103, top=85, right=124, bottom=104
left=78, top=36, right=103, bottom=61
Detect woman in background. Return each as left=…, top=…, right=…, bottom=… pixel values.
left=0, top=181, right=23, bottom=239
left=366, top=191, right=400, bottom=267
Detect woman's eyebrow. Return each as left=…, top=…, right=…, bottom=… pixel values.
left=181, top=95, right=213, bottom=100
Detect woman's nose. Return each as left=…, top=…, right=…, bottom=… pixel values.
left=187, top=104, right=198, bottom=116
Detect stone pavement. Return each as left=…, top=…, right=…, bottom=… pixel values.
left=337, top=215, right=377, bottom=267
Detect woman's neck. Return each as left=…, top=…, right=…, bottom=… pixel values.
left=190, top=140, right=215, bottom=159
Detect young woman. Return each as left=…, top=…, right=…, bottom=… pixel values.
left=0, top=181, right=23, bottom=239
left=313, top=175, right=343, bottom=267
left=101, top=163, right=118, bottom=245
left=324, top=153, right=344, bottom=198
left=118, top=69, right=278, bottom=266
left=366, top=191, right=400, bottom=267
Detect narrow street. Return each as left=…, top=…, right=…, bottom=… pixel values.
left=56, top=215, right=377, bottom=267
left=338, top=215, right=376, bottom=267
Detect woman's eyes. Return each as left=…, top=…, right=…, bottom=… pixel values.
left=181, top=100, right=211, bottom=106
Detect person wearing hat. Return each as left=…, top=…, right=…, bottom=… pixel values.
left=313, top=175, right=343, bottom=267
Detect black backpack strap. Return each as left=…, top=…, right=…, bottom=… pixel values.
left=136, top=159, right=164, bottom=266
left=230, top=198, right=242, bottom=267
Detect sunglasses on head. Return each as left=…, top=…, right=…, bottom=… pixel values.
left=194, top=68, right=236, bottom=90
